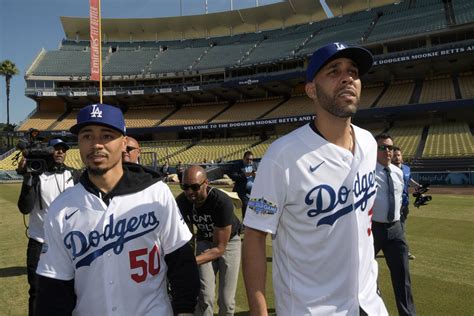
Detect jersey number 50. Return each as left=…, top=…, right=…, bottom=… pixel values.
left=129, top=244, right=161, bottom=283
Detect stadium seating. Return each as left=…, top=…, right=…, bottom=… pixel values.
left=376, top=81, right=415, bottom=107
left=458, top=72, right=474, bottom=99
left=139, top=140, right=192, bottom=166
left=159, top=103, right=228, bottom=126
left=32, top=51, right=92, bottom=76
left=387, top=125, right=424, bottom=159
left=17, top=110, right=63, bottom=131
left=422, top=122, right=474, bottom=157
left=359, top=84, right=384, bottom=109
left=104, top=49, right=159, bottom=75
left=419, top=76, right=456, bottom=103
left=263, top=95, right=313, bottom=118
left=166, top=137, right=259, bottom=165
left=194, top=42, right=256, bottom=70
left=0, top=150, right=21, bottom=171
left=64, top=148, right=85, bottom=170
left=52, top=109, right=80, bottom=130
left=148, top=47, right=205, bottom=73
left=452, top=0, right=474, bottom=26
left=240, top=135, right=279, bottom=160
left=368, top=1, right=447, bottom=43
left=210, top=98, right=283, bottom=123
left=124, top=106, right=174, bottom=128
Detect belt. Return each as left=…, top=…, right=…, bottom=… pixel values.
left=372, top=220, right=399, bottom=228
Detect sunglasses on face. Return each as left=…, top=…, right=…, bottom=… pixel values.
left=126, top=146, right=138, bottom=153
left=378, top=145, right=394, bottom=152
left=180, top=180, right=206, bottom=191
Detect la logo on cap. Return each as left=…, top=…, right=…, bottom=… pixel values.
left=334, top=42, right=347, bottom=51
left=90, top=104, right=103, bottom=118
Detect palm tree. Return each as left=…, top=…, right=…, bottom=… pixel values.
left=0, top=60, right=20, bottom=126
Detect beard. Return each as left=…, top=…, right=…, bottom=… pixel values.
left=87, top=166, right=108, bottom=176
left=315, top=83, right=359, bottom=118
left=86, top=152, right=121, bottom=176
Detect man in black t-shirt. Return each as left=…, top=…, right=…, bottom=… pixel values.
left=176, top=165, right=241, bottom=316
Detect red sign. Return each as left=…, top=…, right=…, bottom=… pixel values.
left=89, top=0, right=100, bottom=81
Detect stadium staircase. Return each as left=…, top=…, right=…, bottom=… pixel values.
left=237, top=37, right=265, bottom=66
left=207, top=102, right=234, bottom=123
left=257, top=97, right=290, bottom=118
left=409, top=80, right=423, bottom=104
left=414, top=125, right=430, bottom=160
left=444, top=0, right=456, bottom=26
left=190, top=46, right=211, bottom=70
left=452, top=75, right=463, bottom=100
left=361, top=12, right=381, bottom=42
left=48, top=108, right=73, bottom=130
left=157, top=106, right=181, bottom=125
left=371, top=84, right=389, bottom=108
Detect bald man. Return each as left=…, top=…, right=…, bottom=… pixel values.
left=122, top=136, right=141, bottom=164
left=176, top=166, right=242, bottom=316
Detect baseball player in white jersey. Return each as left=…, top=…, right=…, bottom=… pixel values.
left=242, top=42, right=388, bottom=316
left=35, top=103, right=199, bottom=315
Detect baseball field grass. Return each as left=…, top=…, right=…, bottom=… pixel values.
left=1, top=182, right=472, bottom=315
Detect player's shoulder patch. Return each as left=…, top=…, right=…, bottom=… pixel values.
left=248, top=197, right=278, bottom=215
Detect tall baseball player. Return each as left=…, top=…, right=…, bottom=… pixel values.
left=35, top=104, right=199, bottom=316
left=242, top=42, right=388, bottom=315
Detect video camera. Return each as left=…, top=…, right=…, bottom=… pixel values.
left=13, top=129, right=55, bottom=175
left=413, top=184, right=432, bottom=208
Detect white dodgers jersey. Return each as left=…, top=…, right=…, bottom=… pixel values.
left=37, top=181, right=192, bottom=316
left=244, top=124, right=387, bottom=316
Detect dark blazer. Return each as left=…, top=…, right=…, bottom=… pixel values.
left=230, top=160, right=258, bottom=196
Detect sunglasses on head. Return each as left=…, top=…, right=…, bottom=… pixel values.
left=378, top=145, right=394, bottom=151
left=126, top=146, right=138, bottom=153
left=180, top=180, right=206, bottom=191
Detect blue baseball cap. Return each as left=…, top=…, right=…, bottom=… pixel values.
left=70, top=104, right=126, bottom=135
left=306, top=42, right=373, bottom=82
left=48, top=138, right=70, bottom=151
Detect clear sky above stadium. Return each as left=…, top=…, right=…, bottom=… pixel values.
left=0, top=0, right=282, bottom=125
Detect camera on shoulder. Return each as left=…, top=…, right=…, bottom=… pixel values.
left=14, top=129, right=55, bottom=175
left=412, top=184, right=432, bottom=208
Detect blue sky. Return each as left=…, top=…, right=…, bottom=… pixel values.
left=0, top=0, right=281, bottom=125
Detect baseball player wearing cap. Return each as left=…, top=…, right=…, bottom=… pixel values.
left=35, top=104, right=200, bottom=316
left=17, top=138, right=78, bottom=316
left=242, top=42, right=388, bottom=315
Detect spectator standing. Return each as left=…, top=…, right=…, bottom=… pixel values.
left=17, top=138, right=78, bottom=316
left=373, top=134, right=416, bottom=316
left=176, top=161, right=185, bottom=183
left=242, top=43, right=387, bottom=315
left=392, top=146, right=419, bottom=260
left=230, top=151, right=257, bottom=220
left=35, top=104, right=199, bottom=316
left=176, top=165, right=241, bottom=316
left=161, top=161, right=170, bottom=181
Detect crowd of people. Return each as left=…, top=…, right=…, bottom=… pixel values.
left=17, top=42, right=421, bottom=316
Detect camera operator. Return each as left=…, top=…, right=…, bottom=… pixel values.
left=17, top=138, right=79, bottom=316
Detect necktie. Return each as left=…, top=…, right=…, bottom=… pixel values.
left=384, top=167, right=395, bottom=222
